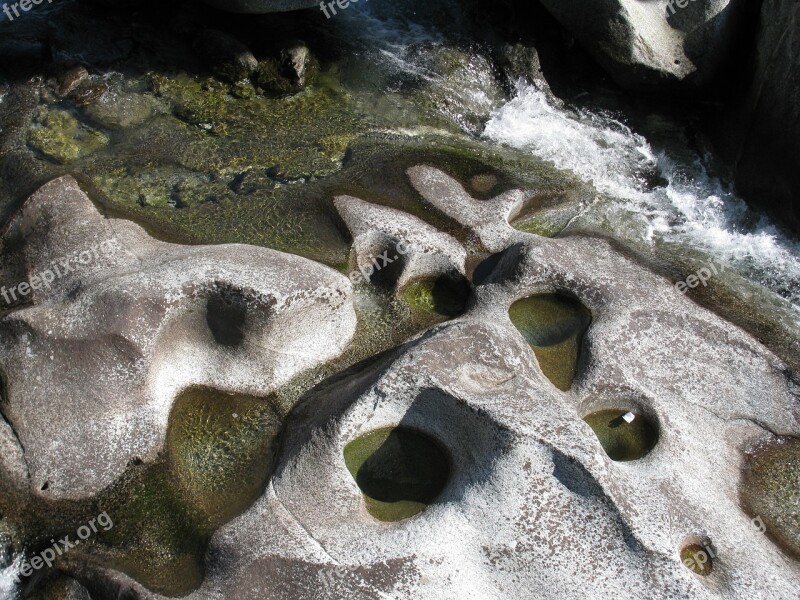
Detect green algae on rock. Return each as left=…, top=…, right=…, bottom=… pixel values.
left=680, top=541, right=714, bottom=576
left=27, top=107, right=108, bottom=164
left=401, top=274, right=471, bottom=323
left=582, top=409, right=659, bottom=462
left=166, top=387, right=283, bottom=529
left=145, top=72, right=361, bottom=175
left=508, top=294, right=591, bottom=390
left=740, top=436, right=800, bottom=559
left=344, top=427, right=451, bottom=522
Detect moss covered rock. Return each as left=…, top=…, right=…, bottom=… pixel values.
left=27, top=108, right=108, bottom=164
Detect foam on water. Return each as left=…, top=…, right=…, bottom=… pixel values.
left=484, top=82, right=800, bottom=312
left=0, top=553, right=22, bottom=600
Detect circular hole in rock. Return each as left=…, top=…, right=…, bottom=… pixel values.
left=343, top=427, right=451, bottom=522
left=509, top=294, right=591, bottom=390
left=582, top=409, right=658, bottom=461
left=680, top=540, right=714, bottom=576
left=401, top=274, right=470, bottom=319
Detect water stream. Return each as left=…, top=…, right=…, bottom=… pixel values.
left=341, top=0, right=800, bottom=318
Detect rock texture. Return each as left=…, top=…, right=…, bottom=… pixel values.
left=535, top=0, right=751, bottom=90
left=334, top=195, right=467, bottom=289
left=726, top=0, right=800, bottom=229
left=59, top=168, right=800, bottom=599
left=0, top=176, right=356, bottom=500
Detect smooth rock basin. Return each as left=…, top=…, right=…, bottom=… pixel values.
left=343, top=427, right=451, bottom=522
left=401, top=274, right=471, bottom=321
left=166, top=387, right=282, bottom=527
left=741, top=436, right=800, bottom=558
left=680, top=540, right=715, bottom=577
left=582, top=409, right=659, bottom=462
left=508, top=294, right=591, bottom=390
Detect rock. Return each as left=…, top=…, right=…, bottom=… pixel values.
left=534, top=0, right=752, bottom=90
left=0, top=415, right=27, bottom=500
left=196, top=30, right=259, bottom=83
left=333, top=195, right=467, bottom=289
left=280, top=41, right=316, bottom=88
left=56, top=66, right=90, bottom=97
left=724, top=0, right=800, bottom=229
left=201, top=0, right=320, bottom=13
left=66, top=166, right=800, bottom=599
left=499, top=43, right=549, bottom=90
left=0, top=176, right=357, bottom=500
left=407, top=45, right=506, bottom=134
left=68, top=82, right=109, bottom=108
left=83, top=88, right=157, bottom=129
left=27, top=575, right=93, bottom=600
left=255, top=43, right=319, bottom=95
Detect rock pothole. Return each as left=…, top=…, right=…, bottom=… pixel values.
left=401, top=273, right=471, bottom=321
left=582, top=409, right=659, bottom=462
left=679, top=537, right=715, bottom=577
left=343, top=426, right=451, bottom=522
left=508, top=293, right=591, bottom=390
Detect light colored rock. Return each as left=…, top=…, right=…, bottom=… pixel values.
left=536, top=0, right=751, bottom=90
left=7, top=168, right=800, bottom=598
left=0, top=416, right=27, bottom=497
left=0, top=176, right=357, bottom=500
left=334, top=194, right=467, bottom=288
left=82, top=166, right=800, bottom=599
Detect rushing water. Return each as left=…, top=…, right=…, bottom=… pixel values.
left=0, top=554, right=22, bottom=600
left=483, top=82, right=800, bottom=312
left=340, top=1, right=800, bottom=318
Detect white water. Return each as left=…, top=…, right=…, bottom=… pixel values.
left=484, top=82, right=800, bottom=312
left=0, top=553, right=22, bottom=600
left=342, top=2, right=800, bottom=315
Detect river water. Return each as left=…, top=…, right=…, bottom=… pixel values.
left=340, top=0, right=800, bottom=319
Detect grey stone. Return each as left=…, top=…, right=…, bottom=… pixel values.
left=73, top=166, right=800, bottom=599
left=0, top=176, right=356, bottom=500
left=334, top=194, right=467, bottom=289
left=536, top=0, right=751, bottom=90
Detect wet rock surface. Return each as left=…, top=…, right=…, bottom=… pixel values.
left=0, top=176, right=356, bottom=500
left=0, top=1, right=799, bottom=598
left=3, top=168, right=798, bottom=598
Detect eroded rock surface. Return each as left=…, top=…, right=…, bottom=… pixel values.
left=0, top=176, right=356, bottom=500
left=334, top=195, right=467, bottom=289
left=48, top=168, right=800, bottom=599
